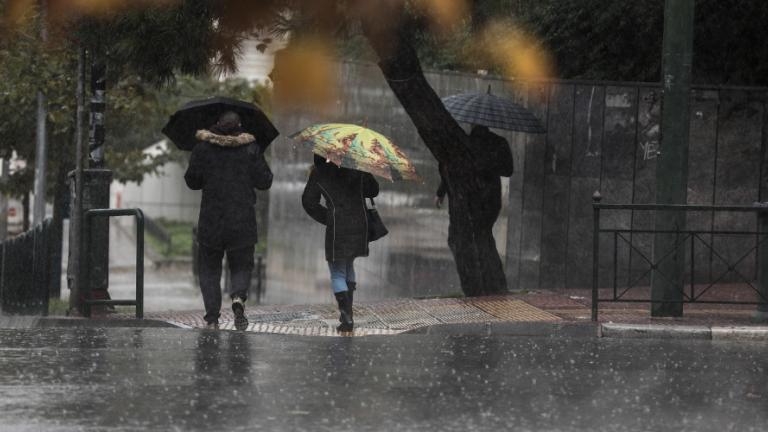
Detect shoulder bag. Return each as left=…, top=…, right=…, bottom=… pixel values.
left=366, top=198, right=388, bottom=242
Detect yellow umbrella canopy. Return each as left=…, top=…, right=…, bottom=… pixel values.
left=292, top=123, right=419, bottom=181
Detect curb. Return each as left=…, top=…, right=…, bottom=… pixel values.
left=0, top=316, right=180, bottom=329
left=709, top=326, right=768, bottom=341
left=4, top=315, right=767, bottom=341
left=601, top=323, right=768, bottom=342
left=39, top=317, right=180, bottom=329
left=600, top=323, right=711, bottom=340
left=405, top=321, right=768, bottom=342
left=404, top=321, right=599, bottom=338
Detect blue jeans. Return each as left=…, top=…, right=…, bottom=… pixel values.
left=328, top=259, right=356, bottom=294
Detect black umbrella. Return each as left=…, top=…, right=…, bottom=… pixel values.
left=442, top=86, right=546, bottom=133
left=162, top=96, right=279, bottom=151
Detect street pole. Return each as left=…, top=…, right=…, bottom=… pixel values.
left=78, top=51, right=112, bottom=314
left=651, top=0, right=695, bottom=317
left=32, top=0, right=48, bottom=225
left=68, top=42, right=112, bottom=315
left=88, top=56, right=106, bottom=166
left=68, top=46, right=86, bottom=315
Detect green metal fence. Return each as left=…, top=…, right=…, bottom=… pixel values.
left=0, top=219, right=53, bottom=315
left=591, top=193, right=768, bottom=321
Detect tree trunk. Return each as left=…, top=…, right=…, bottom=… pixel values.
left=445, top=171, right=508, bottom=296
left=359, top=2, right=507, bottom=296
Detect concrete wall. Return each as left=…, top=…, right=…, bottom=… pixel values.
left=265, top=61, right=768, bottom=303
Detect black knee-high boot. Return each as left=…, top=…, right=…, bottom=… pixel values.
left=334, top=291, right=353, bottom=332
left=347, top=281, right=357, bottom=306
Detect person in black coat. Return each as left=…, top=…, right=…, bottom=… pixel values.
left=302, top=155, right=379, bottom=332
left=434, top=125, right=514, bottom=224
left=185, top=111, right=273, bottom=330
left=434, top=125, right=514, bottom=288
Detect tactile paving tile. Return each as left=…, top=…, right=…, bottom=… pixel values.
left=364, top=299, right=442, bottom=329
left=468, top=298, right=561, bottom=322
left=246, top=311, right=316, bottom=323
left=123, top=296, right=564, bottom=336
left=277, top=319, right=329, bottom=328
left=345, top=307, right=390, bottom=329
left=415, top=298, right=499, bottom=324
left=243, top=323, right=403, bottom=337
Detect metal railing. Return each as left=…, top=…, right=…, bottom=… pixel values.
left=83, top=208, right=144, bottom=318
left=591, top=192, right=768, bottom=321
left=0, top=219, right=53, bottom=315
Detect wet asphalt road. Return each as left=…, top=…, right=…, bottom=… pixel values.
left=0, top=328, right=766, bottom=432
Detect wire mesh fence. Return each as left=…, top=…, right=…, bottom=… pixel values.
left=0, top=219, right=53, bottom=315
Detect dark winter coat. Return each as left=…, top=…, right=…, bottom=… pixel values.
left=302, top=161, right=380, bottom=261
left=185, top=129, right=273, bottom=251
left=437, top=127, right=514, bottom=228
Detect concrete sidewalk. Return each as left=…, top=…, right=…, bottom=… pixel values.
left=128, top=295, right=563, bottom=336
left=113, top=289, right=768, bottom=341
left=5, top=290, right=766, bottom=341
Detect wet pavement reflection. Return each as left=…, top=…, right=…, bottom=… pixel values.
left=0, top=328, right=766, bottom=431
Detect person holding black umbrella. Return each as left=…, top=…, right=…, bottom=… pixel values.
left=435, top=85, right=544, bottom=210
left=433, top=124, right=514, bottom=294
left=184, top=111, right=273, bottom=330
left=434, top=124, right=514, bottom=210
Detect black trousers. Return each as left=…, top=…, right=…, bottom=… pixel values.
left=198, top=242, right=255, bottom=324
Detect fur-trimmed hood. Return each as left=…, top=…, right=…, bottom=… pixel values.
left=196, top=129, right=255, bottom=147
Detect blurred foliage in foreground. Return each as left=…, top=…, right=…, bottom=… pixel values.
left=0, top=0, right=271, bottom=200
left=339, top=0, right=768, bottom=86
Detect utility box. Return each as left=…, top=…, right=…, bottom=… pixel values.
left=67, top=169, right=112, bottom=315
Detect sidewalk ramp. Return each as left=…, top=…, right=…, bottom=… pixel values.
left=147, top=297, right=560, bottom=337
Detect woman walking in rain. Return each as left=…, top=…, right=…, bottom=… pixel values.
left=185, top=111, right=273, bottom=330
left=302, top=155, right=380, bottom=333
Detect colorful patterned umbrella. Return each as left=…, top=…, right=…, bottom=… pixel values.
left=292, top=123, right=419, bottom=181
